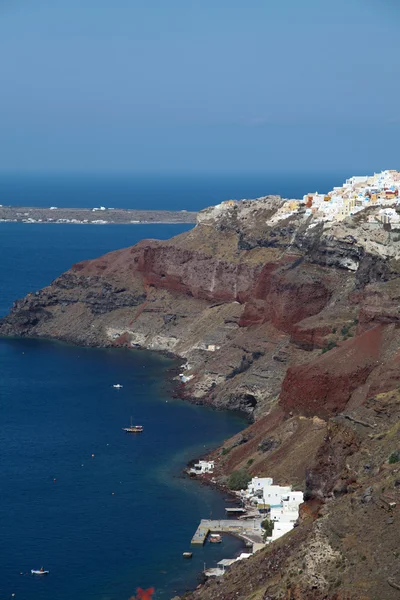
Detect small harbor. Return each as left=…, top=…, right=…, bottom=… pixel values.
left=188, top=473, right=304, bottom=580
left=191, top=518, right=264, bottom=548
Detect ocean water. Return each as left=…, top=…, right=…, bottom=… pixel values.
left=0, top=172, right=352, bottom=211
left=0, top=223, right=193, bottom=318
left=0, top=222, right=246, bottom=600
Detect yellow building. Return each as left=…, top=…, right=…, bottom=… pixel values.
left=288, top=200, right=300, bottom=211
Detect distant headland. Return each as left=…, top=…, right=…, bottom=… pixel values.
left=0, top=205, right=198, bottom=225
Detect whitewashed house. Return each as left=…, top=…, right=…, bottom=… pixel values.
left=189, top=460, right=214, bottom=475
left=269, top=521, right=295, bottom=542
left=243, top=476, right=304, bottom=544
left=246, top=477, right=273, bottom=496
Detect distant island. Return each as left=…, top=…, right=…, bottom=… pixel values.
left=0, top=205, right=198, bottom=225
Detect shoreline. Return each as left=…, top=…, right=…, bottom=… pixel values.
left=0, top=205, right=198, bottom=225
left=0, top=333, right=250, bottom=595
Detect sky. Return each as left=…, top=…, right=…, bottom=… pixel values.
left=0, top=0, right=399, bottom=174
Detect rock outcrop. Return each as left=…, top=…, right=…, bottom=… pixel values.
left=1, top=195, right=400, bottom=598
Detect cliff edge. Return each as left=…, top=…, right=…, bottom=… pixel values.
left=1, top=195, right=400, bottom=599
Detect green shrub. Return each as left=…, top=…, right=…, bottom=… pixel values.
left=247, top=458, right=254, bottom=466
left=261, top=517, right=274, bottom=539
left=321, top=341, right=337, bottom=354
left=389, top=451, right=400, bottom=464
left=228, top=469, right=251, bottom=491
left=221, top=447, right=230, bottom=456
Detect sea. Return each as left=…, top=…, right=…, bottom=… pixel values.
left=0, top=172, right=346, bottom=600
left=0, top=171, right=352, bottom=211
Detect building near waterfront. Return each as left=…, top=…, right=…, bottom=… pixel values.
left=241, top=476, right=304, bottom=543
left=189, top=460, right=214, bottom=475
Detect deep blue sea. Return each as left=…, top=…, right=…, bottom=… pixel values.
left=0, top=172, right=349, bottom=600
left=0, top=172, right=352, bottom=211
left=0, top=222, right=247, bottom=600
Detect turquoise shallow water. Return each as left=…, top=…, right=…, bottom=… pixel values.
left=0, top=223, right=246, bottom=600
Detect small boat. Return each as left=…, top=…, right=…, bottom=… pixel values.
left=182, top=552, right=193, bottom=559
left=122, top=416, right=143, bottom=433
left=209, top=534, right=222, bottom=543
left=113, top=384, right=123, bottom=389
left=31, top=568, right=49, bottom=575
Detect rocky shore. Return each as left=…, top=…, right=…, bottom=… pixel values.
left=0, top=205, right=197, bottom=224
left=1, top=195, right=400, bottom=599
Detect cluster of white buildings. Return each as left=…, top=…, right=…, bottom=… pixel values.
left=241, top=476, right=304, bottom=542
left=269, top=170, right=400, bottom=226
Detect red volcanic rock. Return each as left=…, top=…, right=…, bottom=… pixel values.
left=363, top=343, right=400, bottom=398
left=73, top=240, right=263, bottom=303
left=290, top=324, right=333, bottom=349
left=280, top=326, right=385, bottom=418
left=239, top=299, right=267, bottom=327
left=266, top=274, right=332, bottom=332
left=240, top=262, right=335, bottom=331
left=357, top=280, right=400, bottom=332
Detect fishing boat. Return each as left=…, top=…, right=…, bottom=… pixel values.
left=113, top=384, right=123, bottom=389
left=209, top=533, right=222, bottom=543
left=31, top=568, right=49, bottom=575
left=122, top=417, right=143, bottom=433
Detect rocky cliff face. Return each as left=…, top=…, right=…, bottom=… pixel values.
left=1, top=196, right=400, bottom=599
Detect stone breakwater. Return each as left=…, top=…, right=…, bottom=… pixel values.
left=0, top=205, right=198, bottom=224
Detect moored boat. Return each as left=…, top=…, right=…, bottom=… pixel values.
left=209, top=533, right=222, bottom=543
left=31, top=568, right=49, bottom=575
left=122, top=417, right=143, bottom=433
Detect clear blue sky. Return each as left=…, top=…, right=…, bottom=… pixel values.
left=0, top=0, right=398, bottom=173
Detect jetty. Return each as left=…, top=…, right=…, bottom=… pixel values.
left=191, top=518, right=264, bottom=547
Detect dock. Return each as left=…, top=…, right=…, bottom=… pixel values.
left=225, top=507, right=246, bottom=514
left=191, top=521, right=210, bottom=545
left=191, top=518, right=263, bottom=546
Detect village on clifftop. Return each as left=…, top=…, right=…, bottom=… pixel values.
left=275, top=169, right=400, bottom=225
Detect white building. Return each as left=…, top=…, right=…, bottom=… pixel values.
left=269, top=521, right=295, bottom=542
left=270, top=506, right=299, bottom=524
left=243, top=476, right=304, bottom=544
left=189, top=460, right=214, bottom=475
left=260, top=484, right=292, bottom=507
left=246, top=477, right=273, bottom=496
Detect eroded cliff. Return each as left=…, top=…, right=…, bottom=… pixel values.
left=1, top=195, right=400, bottom=599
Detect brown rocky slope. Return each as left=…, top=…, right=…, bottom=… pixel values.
left=1, top=196, right=400, bottom=599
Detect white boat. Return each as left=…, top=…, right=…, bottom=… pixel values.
left=31, top=569, right=49, bottom=575
left=122, top=416, right=143, bottom=433
left=113, top=384, right=123, bottom=389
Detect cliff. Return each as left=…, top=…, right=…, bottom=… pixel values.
left=1, top=195, right=400, bottom=599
